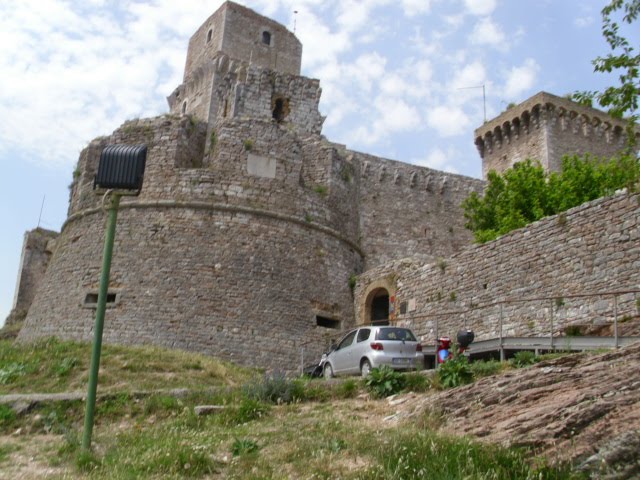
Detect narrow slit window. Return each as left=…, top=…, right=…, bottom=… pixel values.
left=207, top=29, right=212, bottom=43
left=316, top=316, right=340, bottom=329
left=262, top=31, right=271, bottom=45
left=84, top=292, right=117, bottom=306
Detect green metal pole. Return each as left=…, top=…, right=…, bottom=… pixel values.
left=82, top=193, right=121, bottom=450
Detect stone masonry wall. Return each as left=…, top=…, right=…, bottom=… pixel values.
left=183, top=2, right=300, bottom=81
left=356, top=153, right=484, bottom=270
left=220, top=2, right=301, bottom=75
left=356, top=192, right=640, bottom=344
left=20, top=113, right=365, bottom=369
left=5, top=228, right=58, bottom=326
left=20, top=206, right=359, bottom=369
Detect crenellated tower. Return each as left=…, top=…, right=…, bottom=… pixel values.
left=475, top=91, right=638, bottom=179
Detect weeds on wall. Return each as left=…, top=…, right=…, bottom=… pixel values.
left=243, top=139, right=254, bottom=151
left=348, top=273, right=357, bottom=292
left=313, top=185, right=328, bottom=196
left=209, top=130, right=217, bottom=150
left=437, top=258, right=447, bottom=272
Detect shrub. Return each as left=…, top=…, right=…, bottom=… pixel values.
left=365, top=365, right=405, bottom=398
left=336, top=378, right=360, bottom=398
left=54, top=357, right=79, bottom=377
left=0, top=363, right=26, bottom=384
left=229, top=398, right=270, bottom=424
left=437, top=355, right=473, bottom=389
left=403, top=372, right=431, bottom=392
left=243, top=371, right=303, bottom=404
left=231, top=438, right=260, bottom=456
left=144, top=395, right=183, bottom=416
left=0, top=404, right=16, bottom=429
left=512, top=351, right=537, bottom=368
left=470, top=359, right=505, bottom=379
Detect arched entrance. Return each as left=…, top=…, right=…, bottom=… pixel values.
left=366, top=288, right=390, bottom=326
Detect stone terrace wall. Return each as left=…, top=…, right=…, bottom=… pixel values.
left=356, top=153, right=484, bottom=270
left=356, top=192, right=640, bottom=343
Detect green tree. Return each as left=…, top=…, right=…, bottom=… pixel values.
left=573, top=0, right=639, bottom=148
left=463, top=156, right=640, bottom=243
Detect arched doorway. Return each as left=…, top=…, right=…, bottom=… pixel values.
left=367, top=288, right=390, bottom=326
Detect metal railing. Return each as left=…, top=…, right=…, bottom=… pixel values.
left=403, top=288, right=640, bottom=359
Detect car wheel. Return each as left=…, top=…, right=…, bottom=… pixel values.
left=361, top=359, right=372, bottom=377
left=323, top=363, right=334, bottom=379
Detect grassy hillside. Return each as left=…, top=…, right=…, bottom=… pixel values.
left=0, top=337, right=253, bottom=394
left=0, top=338, right=585, bottom=479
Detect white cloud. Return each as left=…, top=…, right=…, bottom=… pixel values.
left=574, top=16, right=594, bottom=28
left=452, top=61, right=486, bottom=90
left=0, top=0, right=219, bottom=168
left=426, top=105, right=471, bottom=137
left=463, top=0, right=497, bottom=16
left=503, top=58, right=540, bottom=99
left=401, top=0, right=434, bottom=16
left=469, top=17, right=506, bottom=48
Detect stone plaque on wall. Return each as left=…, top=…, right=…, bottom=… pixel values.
left=247, top=153, right=277, bottom=178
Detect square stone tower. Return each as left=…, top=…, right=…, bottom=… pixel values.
left=474, top=91, right=636, bottom=179
left=168, top=1, right=305, bottom=123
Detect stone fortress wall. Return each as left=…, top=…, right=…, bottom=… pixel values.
left=5, top=228, right=58, bottom=327
left=475, top=92, right=637, bottom=179
left=16, top=2, right=482, bottom=369
left=355, top=191, right=640, bottom=344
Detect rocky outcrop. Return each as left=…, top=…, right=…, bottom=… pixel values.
left=400, top=343, right=640, bottom=478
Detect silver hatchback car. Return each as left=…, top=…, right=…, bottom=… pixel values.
left=323, top=326, right=423, bottom=378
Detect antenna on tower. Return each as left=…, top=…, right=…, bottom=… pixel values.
left=293, top=10, right=298, bottom=33
left=37, top=195, right=45, bottom=228
left=458, top=84, right=486, bottom=123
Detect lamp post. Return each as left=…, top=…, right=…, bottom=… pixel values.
left=81, top=144, right=147, bottom=450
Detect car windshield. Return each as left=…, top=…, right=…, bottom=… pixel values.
left=375, top=328, right=416, bottom=341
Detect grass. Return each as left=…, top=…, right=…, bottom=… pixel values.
left=0, top=337, right=253, bottom=394
left=0, top=339, right=587, bottom=479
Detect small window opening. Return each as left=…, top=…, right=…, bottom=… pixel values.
left=176, top=90, right=180, bottom=99
left=262, top=31, right=271, bottom=45
left=84, top=292, right=117, bottom=306
left=316, top=315, right=340, bottom=329
left=273, top=98, right=285, bottom=122
left=399, top=301, right=408, bottom=315
left=207, top=29, right=212, bottom=43
left=223, top=99, right=228, bottom=117
left=182, top=101, right=187, bottom=115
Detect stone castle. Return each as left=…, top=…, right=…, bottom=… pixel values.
left=10, top=2, right=639, bottom=369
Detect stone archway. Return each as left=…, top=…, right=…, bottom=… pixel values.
left=358, top=277, right=397, bottom=326
left=368, top=288, right=390, bottom=325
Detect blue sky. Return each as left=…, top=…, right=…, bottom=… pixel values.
left=0, top=0, right=637, bottom=326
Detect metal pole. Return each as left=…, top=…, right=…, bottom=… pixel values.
left=499, top=303, right=504, bottom=362
left=613, top=295, right=619, bottom=348
left=301, top=347, right=304, bottom=376
left=82, top=193, right=121, bottom=450
left=550, top=299, right=554, bottom=351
